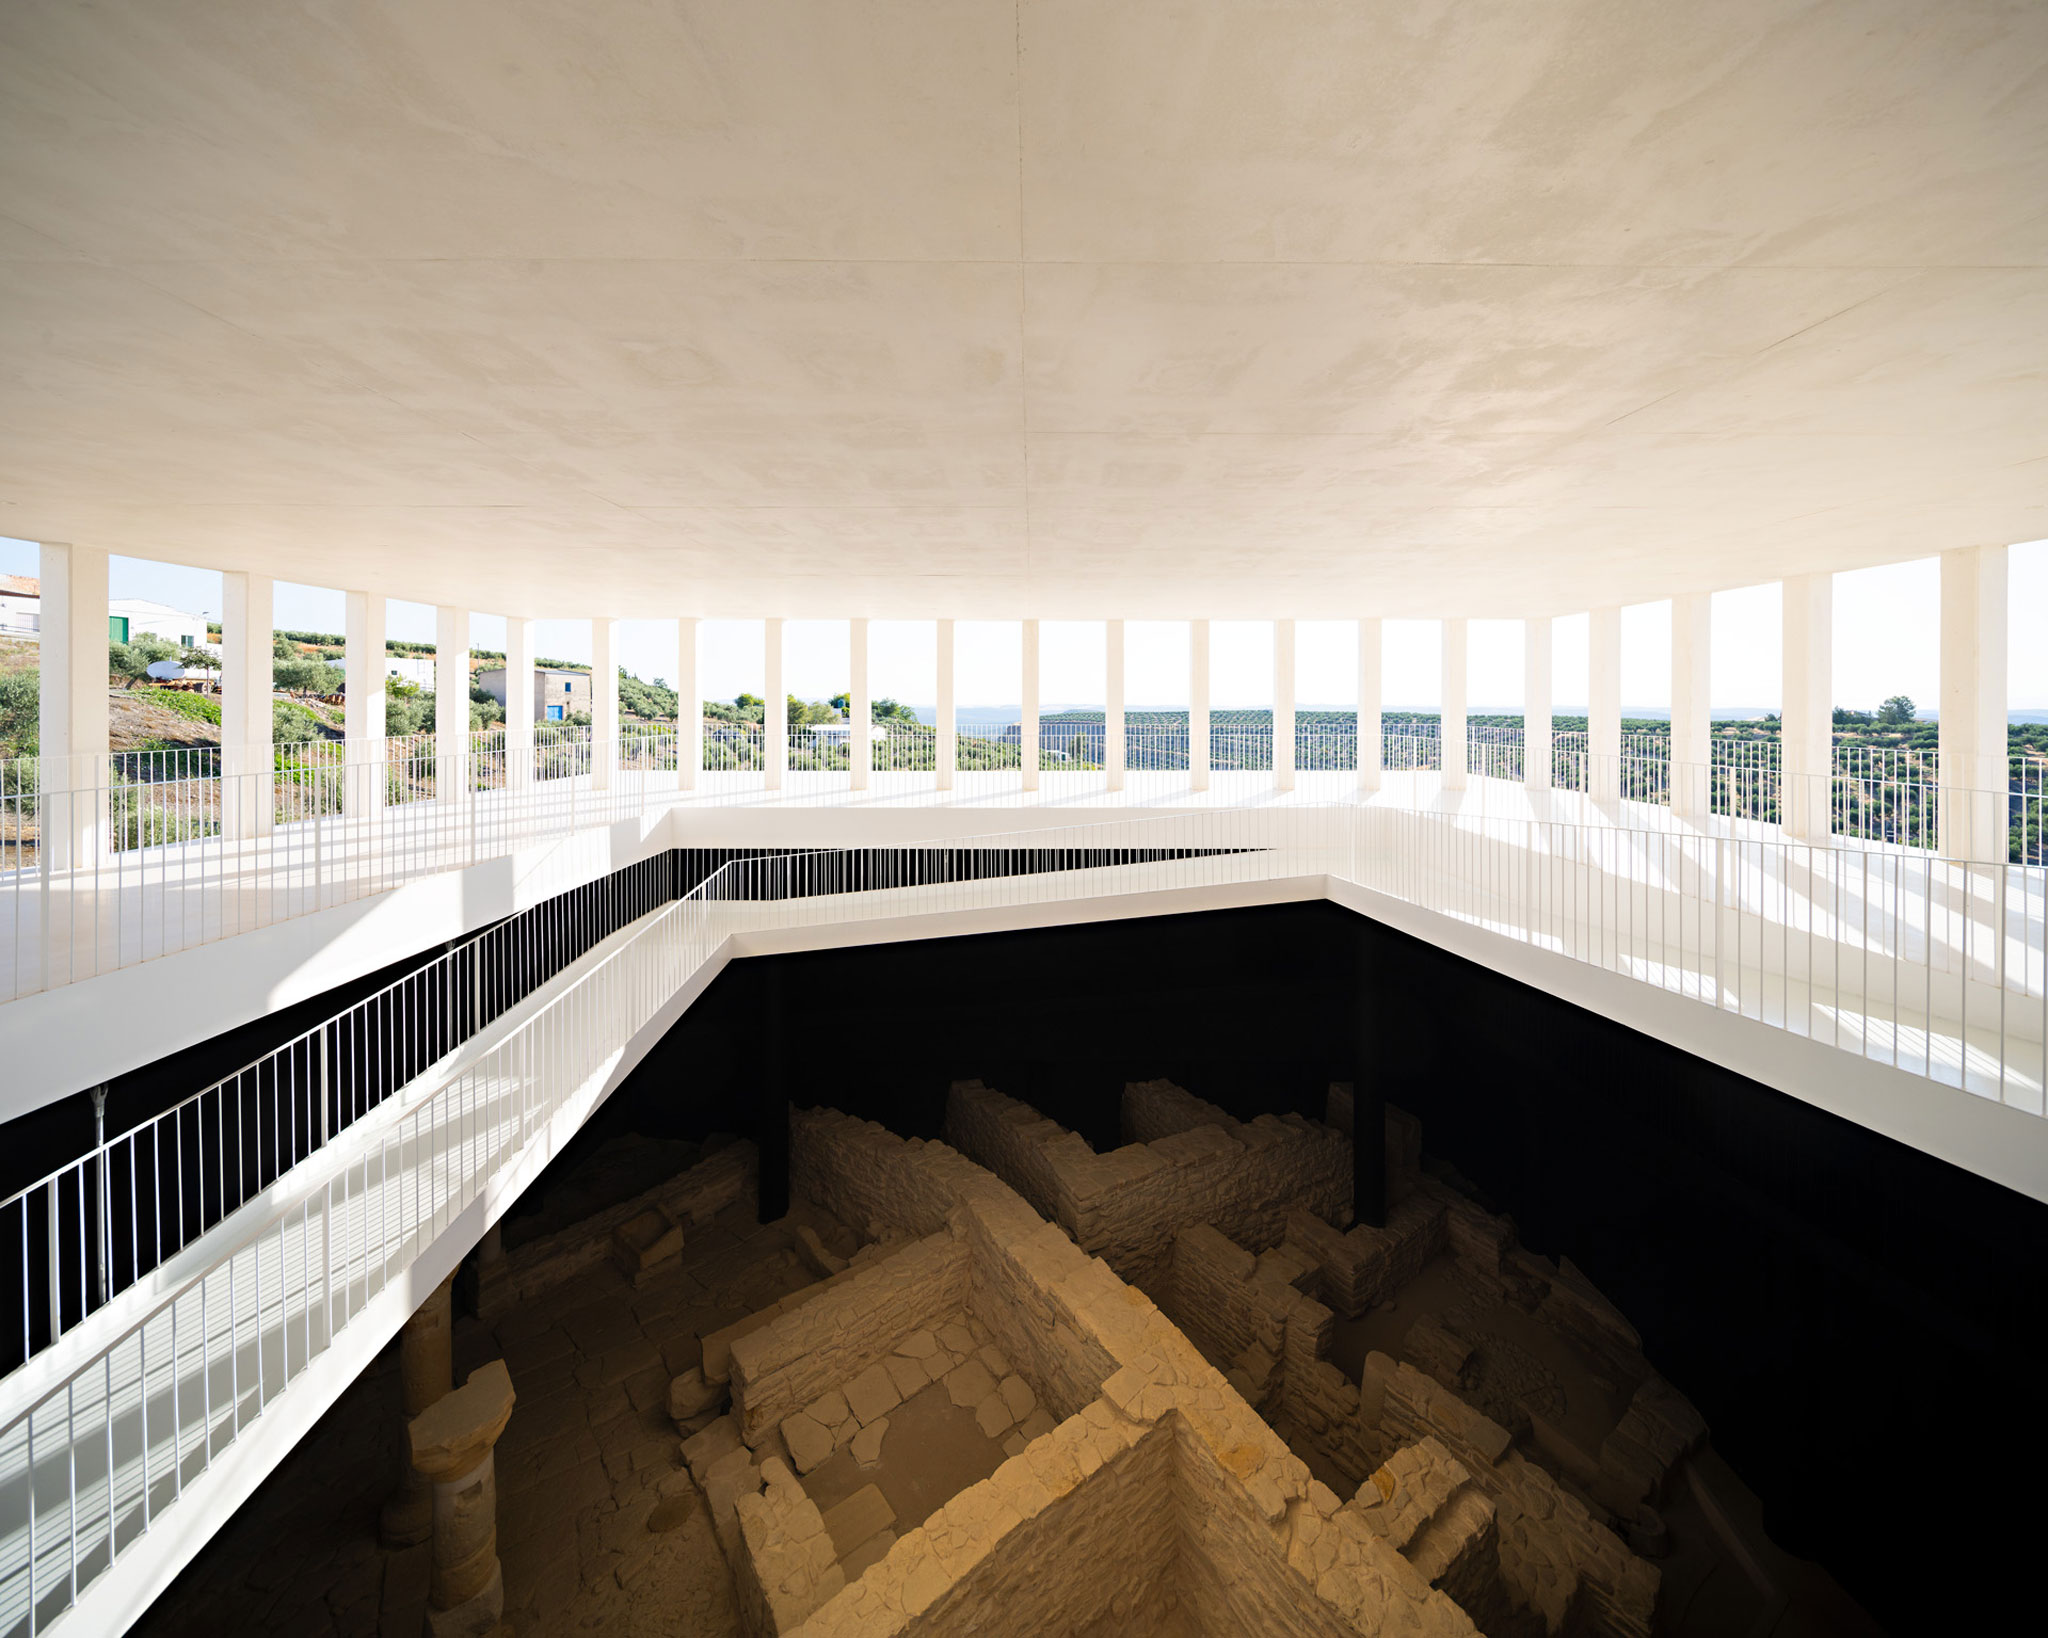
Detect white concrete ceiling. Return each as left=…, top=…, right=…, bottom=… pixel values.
left=1, top=2, right=2044, bottom=619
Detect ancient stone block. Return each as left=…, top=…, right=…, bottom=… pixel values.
left=883, top=1352, right=928, bottom=1400
left=840, top=1526, right=896, bottom=1582
left=612, top=1206, right=683, bottom=1283
left=845, top=1362, right=903, bottom=1426
left=822, top=1484, right=897, bottom=1557
left=942, top=1358, right=997, bottom=1409
left=668, top=1366, right=726, bottom=1424
left=998, top=1374, right=1035, bottom=1421
left=682, top=1414, right=742, bottom=1480
left=781, top=1412, right=834, bottom=1476
left=1016, top=1407, right=1056, bottom=1442
left=850, top=1417, right=888, bottom=1468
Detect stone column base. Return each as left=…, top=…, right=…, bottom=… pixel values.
left=380, top=1479, right=433, bottom=1550
left=424, top=1559, right=503, bottom=1638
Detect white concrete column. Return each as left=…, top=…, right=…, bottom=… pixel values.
left=344, top=591, right=387, bottom=818
left=764, top=618, right=785, bottom=790
left=589, top=618, right=617, bottom=793
left=677, top=617, right=699, bottom=792
left=1441, top=618, right=1468, bottom=792
left=435, top=606, right=472, bottom=810
left=502, top=617, right=534, bottom=792
left=1589, top=606, right=1622, bottom=802
left=1105, top=619, right=1126, bottom=792
left=936, top=620, right=956, bottom=791
left=1940, top=545, right=2008, bottom=862
left=1782, top=574, right=1833, bottom=841
left=1671, top=593, right=1712, bottom=817
left=221, top=571, right=274, bottom=839
left=1020, top=618, right=1041, bottom=792
left=1523, top=617, right=1552, bottom=791
left=849, top=617, right=871, bottom=791
left=37, top=542, right=110, bottom=868
left=1190, top=619, right=1211, bottom=792
left=1357, top=618, right=1382, bottom=792
left=1274, top=618, right=1297, bottom=792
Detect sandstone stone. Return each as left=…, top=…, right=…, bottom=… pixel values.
left=974, top=1344, right=1011, bottom=1378
left=645, top=1492, right=695, bottom=1533
left=781, top=1413, right=835, bottom=1475
left=845, top=1362, right=903, bottom=1426
left=895, top=1328, right=940, bottom=1360
left=706, top=1443, right=758, bottom=1489
left=1016, top=1407, right=1056, bottom=1442
left=613, top=1207, right=683, bottom=1278
left=1002, top=1432, right=1027, bottom=1458
left=840, top=1526, right=896, bottom=1582
left=998, top=1373, right=1035, bottom=1421
left=805, top=1388, right=851, bottom=1429
left=974, top=1392, right=1016, bottom=1438
left=850, top=1417, right=889, bottom=1468
left=681, top=1414, right=742, bottom=1479
left=796, top=1223, right=849, bottom=1276
left=668, top=1366, right=725, bottom=1423
left=822, top=1484, right=897, bottom=1556
left=937, top=1322, right=976, bottom=1356
left=942, top=1358, right=997, bottom=1409
left=407, top=1360, right=516, bottom=1483
left=883, top=1352, right=928, bottom=1399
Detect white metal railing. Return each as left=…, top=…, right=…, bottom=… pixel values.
left=700, top=719, right=765, bottom=776
left=0, top=728, right=678, bottom=1001
left=0, top=856, right=673, bottom=1377
left=0, top=796, right=2040, bottom=1634
left=8, top=714, right=2045, bottom=1004
left=1466, top=724, right=1525, bottom=782
left=1360, top=806, right=2046, bottom=1106
left=0, top=808, right=1324, bottom=1637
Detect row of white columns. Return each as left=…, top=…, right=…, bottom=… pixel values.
left=28, top=548, right=2014, bottom=859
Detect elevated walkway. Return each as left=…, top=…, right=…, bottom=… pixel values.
left=2, top=805, right=2043, bottom=1636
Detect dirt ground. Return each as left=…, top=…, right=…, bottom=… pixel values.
left=135, top=1192, right=848, bottom=1638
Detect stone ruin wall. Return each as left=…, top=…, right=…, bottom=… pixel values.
left=770, top=1106, right=1478, bottom=1638
left=1150, top=1152, right=1673, bottom=1638
left=790, top=1108, right=970, bottom=1243
left=1171, top=1418, right=1411, bottom=1638
left=943, top=1078, right=1350, bottom=1289
left=1365, top=1356, right=1660, bottom=1638
left=803, top=1415, right=1184, bottom=1638
left=478, top=1137, right=755, bottom=1320
left=727, top=1228, right=972, bottom=1444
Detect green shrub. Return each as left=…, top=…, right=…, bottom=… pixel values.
left=274, top=657, right=343, bottom=696
left=137, top=687, right=222, bottom=725
left=113, top=802, right=216, bottom=851
left=273, top=699, right=323, bottom=746
left=0, top=667, right=37, bottom=758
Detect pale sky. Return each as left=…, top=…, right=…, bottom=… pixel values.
left=4, top=536, right=2043, bottom=714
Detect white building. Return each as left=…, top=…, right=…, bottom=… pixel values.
left=384, top=654, right=437, bottom=690
left=0, top=573, right=36, bottom=638
left=0, top=579, right=220, bottom=652
left=0, top=11, right=2044, bottom=1637
left=108, top=596, right=212, bottom=651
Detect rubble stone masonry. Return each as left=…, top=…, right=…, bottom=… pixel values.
left=943, top=1079, right=1350, bottom=1287
left=727, top=1229, right=971, bottom=1445
left=1365, top=1355, right=1657, bottom=1638
left=769, top=1107, right=1479, bottom=1638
